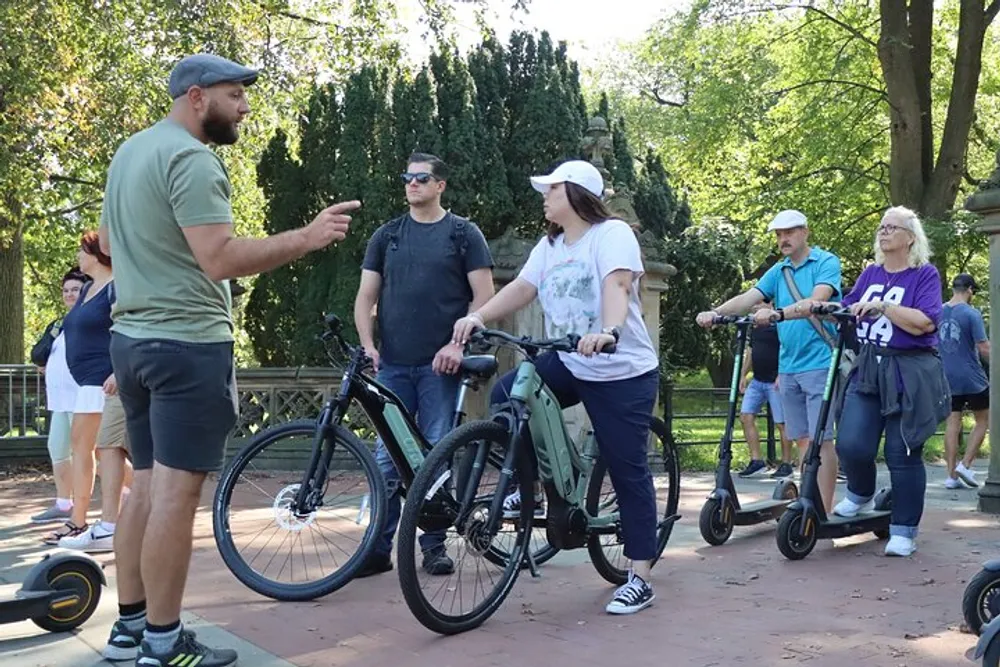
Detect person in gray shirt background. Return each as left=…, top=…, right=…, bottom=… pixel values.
left=940, top=273, right=990, bottom=489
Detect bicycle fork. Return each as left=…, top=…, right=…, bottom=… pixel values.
left=292, top=403, right=340, bottom=516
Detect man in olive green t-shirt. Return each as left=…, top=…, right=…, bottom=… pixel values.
left=97, top=53, right=360, bottom=667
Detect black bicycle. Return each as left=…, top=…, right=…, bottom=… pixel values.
left=213, top=314, right=554, bottom=601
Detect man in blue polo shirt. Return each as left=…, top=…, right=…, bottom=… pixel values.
left=696, top=209, right=842, bottom=512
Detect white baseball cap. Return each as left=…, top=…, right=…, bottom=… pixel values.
left=767, top=209, right=808, bottom=231
left=530, top=160, right=604, bottom=198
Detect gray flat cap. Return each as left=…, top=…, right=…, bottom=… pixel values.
left=169, top=53, right=259, bottom=99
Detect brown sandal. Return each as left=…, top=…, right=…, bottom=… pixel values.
left=43, top=521, right=87, bottom=545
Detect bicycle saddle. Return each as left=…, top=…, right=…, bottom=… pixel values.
left=460, top=355, right=499, bottom=379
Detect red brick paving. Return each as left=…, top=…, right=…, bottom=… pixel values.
left=181, top=480, right=995, bottom=667
left=5, top=473, right=997, bottom=666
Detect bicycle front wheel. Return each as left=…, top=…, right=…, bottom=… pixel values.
left=213, top=419, right=386, bottom=601
left=587, top=415, right=681, bottom=585
left=397, top=420, right=533, bottom=635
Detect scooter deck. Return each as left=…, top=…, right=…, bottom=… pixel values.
left=0, top=589, right=58, bottom=624
left=815, top=510, right=891, bottom=539
left=734, top=498, right=791, bottom=526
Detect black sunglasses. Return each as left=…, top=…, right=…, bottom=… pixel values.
left=400, top=172, right=437, bottom=185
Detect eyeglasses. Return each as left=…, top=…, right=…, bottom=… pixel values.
left=877, top=223, right=909, bottom=235
left=400, top=172, right=437, bottom=185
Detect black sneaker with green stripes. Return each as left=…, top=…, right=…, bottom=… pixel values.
left=102, top=619, right=144, bottom=661
left=136, top=630, right=237, bottom=667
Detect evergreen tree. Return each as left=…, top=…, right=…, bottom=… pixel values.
left=612, top=117, right=637, bottom=191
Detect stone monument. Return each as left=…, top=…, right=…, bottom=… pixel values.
left=964, top=149, right=1000, bottom=513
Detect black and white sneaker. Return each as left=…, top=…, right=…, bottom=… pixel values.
left=102, top=619, right=144, bottom=661
left=605, top=572, right=655, bottom=615
left=502, top=489, right=545, bottom=518
left=737, top=459, right=767, bottom=478
left=135, top=630, right=237, bottom=667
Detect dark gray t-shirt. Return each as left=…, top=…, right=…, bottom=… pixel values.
left=939, top=302, right=989, bottom=395
left=362, top=213, right=493, bottom=366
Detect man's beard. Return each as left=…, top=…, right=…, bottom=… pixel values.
left=202, top=104, right=239, bottom=145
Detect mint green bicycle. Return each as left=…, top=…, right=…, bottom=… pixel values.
left=396, top=328, right=681, bottom=635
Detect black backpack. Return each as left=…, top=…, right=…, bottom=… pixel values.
left=383, top=211, right=469, bottom=260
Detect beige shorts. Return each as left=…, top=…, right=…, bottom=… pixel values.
left=96, top=393, right=130, bottom=453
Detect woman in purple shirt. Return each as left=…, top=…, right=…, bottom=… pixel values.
left=829, top=207, right=949, bottom=557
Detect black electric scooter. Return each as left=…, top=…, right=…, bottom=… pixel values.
left=0, top=551, right=106, bottom=632
left=964, top=561, right=1000, bottom=665
left=775, top=304, right=891, bottom=560
left=698, top=315, right=798, bottom=546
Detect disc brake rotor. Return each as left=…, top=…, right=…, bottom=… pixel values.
left=273, top=484, right=316, bottom=532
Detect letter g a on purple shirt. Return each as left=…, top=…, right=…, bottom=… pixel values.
left=842, top=263, right=941, bottom=350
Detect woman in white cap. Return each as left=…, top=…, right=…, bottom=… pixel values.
left=453, top=159, right=661, bottom=615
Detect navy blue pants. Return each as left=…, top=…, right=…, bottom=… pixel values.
left=490, top=352, right=660, bottom=561
left=836, top=382, right=926, bottom=538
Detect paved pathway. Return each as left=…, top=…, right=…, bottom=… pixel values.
left=1, top=461, right=997, bottom=666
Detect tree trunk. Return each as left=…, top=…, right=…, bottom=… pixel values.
left=908, top=0, right=934, bottom=186
left=0, top=207, right=24, bottom=364
left=706, top=349, right=734, bottom=389
left=922, top=0, right=988, bottom=221
left=879, top=0, right=926, bottom=209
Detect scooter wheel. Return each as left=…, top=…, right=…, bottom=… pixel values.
left=873, top=528, right=890, bottom=540
left=964, top=568, right=1000, bottom=635
left=776, top=509, right=817, bottom=561
left=31, top=560, right=103, bottom=632
left=699, top=497, right=734, bottom=546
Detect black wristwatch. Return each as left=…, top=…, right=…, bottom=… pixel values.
left=775, top=309, right=786, bottom=322
left=602, top=326, right=622, bottom=343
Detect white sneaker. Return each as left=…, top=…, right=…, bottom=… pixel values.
left=58, top=523, right=114, bottom=553
left=956, top=462, right=979, bottom=488
left=605, top=572, right=655, bottom=615
left=833, top=497, right=871, bottom=518
left=502, top=489, right=544, bottom=518
left=944, top=476, right=963, bottom=490
left=885, top=535, right=916, bottom=557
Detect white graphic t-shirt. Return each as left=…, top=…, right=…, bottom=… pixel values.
left=518, top=219, right=659, bottom=381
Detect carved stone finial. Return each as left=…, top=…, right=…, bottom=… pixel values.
left=966, top=147, right=1000, bottom=213
left=487, top=227, right=535, bottom=276
left=582, top=115, right=613, bottom=187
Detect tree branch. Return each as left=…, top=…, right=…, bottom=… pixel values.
left=838, top=208, right=885, bottom=236
left=987, top=0, right=1000, bottom=26
left=766, top=78, right=889, bottom=101
left=49, top=175, right=101, bottom=188
left=768, top=4, right=879, bottom=49
left=641, top=88, right=685, bottom=108
left=27, top=199, right=102, bottom=221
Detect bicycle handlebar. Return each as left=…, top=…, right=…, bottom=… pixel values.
left=471, top=328, right=617, bottom=355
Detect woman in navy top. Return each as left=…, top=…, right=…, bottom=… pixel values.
left=44, top=232, right=133, bottom=550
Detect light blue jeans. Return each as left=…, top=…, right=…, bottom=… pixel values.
left=373, top=362, right=460, bottom=556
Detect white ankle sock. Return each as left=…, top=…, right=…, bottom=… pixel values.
left=56, top=498, right=73, bottom=511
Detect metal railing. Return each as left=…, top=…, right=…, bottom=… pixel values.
left=661, top=380, right=780, bottom=462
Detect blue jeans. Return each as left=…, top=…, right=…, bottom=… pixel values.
left=835, top=382, right=926, bottom=538
left=373, top=362, right=460, bottom=556
left=490, top=353, right=660, bottom=561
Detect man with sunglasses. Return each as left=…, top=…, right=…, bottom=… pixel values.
left=941, top=273, right=990, bottom=489
left=354, top=152, right=494, bottom=577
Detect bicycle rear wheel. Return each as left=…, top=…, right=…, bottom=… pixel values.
left=213, top=419, right=385, bottom=601
left=587, top=415, right=681, bottom=585
left=397, top=420, right=533, bottom=635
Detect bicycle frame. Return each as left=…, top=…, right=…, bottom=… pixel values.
left=289, top=315, right=476, bottom=517
left=505, top=359, right=618, bottom=531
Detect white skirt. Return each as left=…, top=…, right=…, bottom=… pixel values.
left=73, top=385, right=106, bottom=414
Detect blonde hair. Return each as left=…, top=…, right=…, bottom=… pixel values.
left=873, top=206, right=932, bottom=268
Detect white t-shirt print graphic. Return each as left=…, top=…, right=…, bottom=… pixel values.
left=539, top=259, right=599, bottom=338
left=518, top=219, right=660, bottom=382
